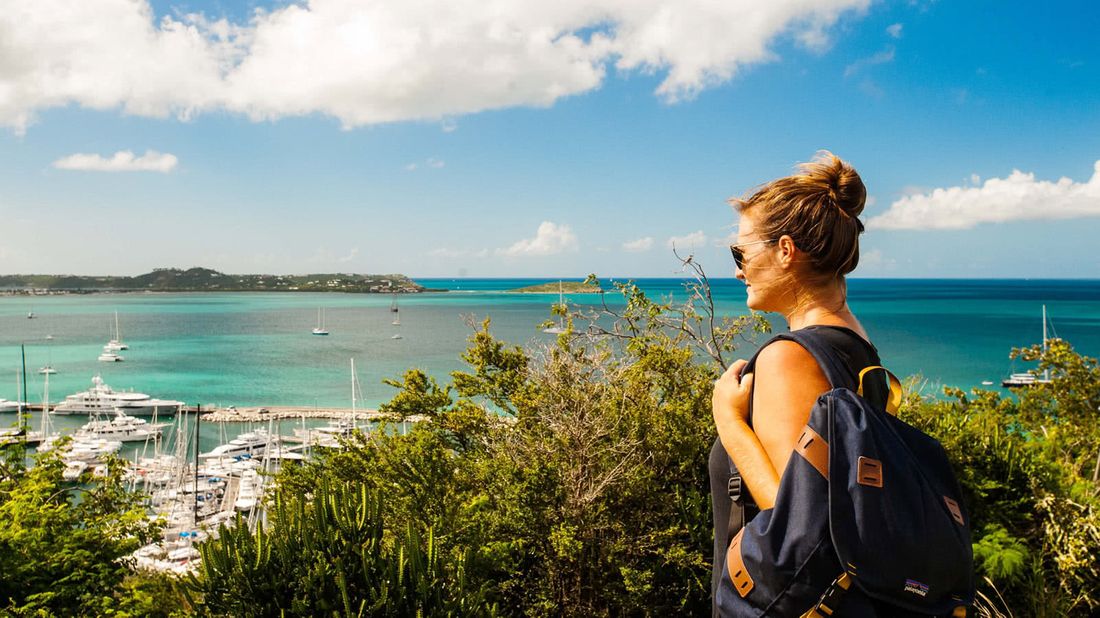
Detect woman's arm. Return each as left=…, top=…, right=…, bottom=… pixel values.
left=712, top=341, right=830, bottom=509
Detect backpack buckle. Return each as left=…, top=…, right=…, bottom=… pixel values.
left=802, top=572, right=852, bottom=617
left=727, top=474, right=743, bottom=503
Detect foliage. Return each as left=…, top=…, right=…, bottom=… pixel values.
left=185, top=480, right=493, bottom=617
left=271, top=272, right=770, bottom=616
left=0, top=442, right=162, bottom=616
left=902, top=338, right=1100, bottom=617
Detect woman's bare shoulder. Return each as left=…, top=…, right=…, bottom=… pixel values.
left=754, top=339, right=821, bottom=376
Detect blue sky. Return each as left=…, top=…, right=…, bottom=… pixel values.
left=1, top=0, right=1098, bottom=278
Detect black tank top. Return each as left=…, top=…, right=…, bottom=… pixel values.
left=708, top=325, right=887, bottom=610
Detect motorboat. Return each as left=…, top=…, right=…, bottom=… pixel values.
left=199, top=428, right=279, bottom=460
left=65, top=437, right=123, bottom=461
left=1001, top=373, right=1045, bottom=388
left=52, top=376, right=183, bottom=416
left=75, top=411, right=168, bottom=443
left=234, top=469, right=263, bottom=511
left=63, top=460, right=88, bottom=481
left=38, top=366, right=57, bottom=375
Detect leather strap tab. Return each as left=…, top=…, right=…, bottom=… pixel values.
left=856, top=456, right=883, bottom=488
left=944, top=496, right=965, bottom=526
left=796, top=426, right=829, bottom=479
left=726, top=528, right=754, bottom=598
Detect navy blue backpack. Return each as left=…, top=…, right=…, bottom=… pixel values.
left=716, top=331, right=974, bottom=617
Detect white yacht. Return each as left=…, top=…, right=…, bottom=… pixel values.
left=200, top=428, right=279, bottom=460
left=98, top=348, right=124, bottom=362
left=38, top=366, right=57, bottom=375
left=52, top=376, right=184, bottom=416
left=0, top=398, right=24, bottom=413
left=75, top=412, right=168, bottom=443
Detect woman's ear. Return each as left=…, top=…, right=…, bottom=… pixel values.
left=777, top=234, right=797, bottom=268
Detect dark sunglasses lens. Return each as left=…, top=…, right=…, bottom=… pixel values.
left=730, top=246, right=744, bottom=270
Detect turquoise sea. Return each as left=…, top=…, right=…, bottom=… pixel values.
left=2, top=278, right=1099, bottom=450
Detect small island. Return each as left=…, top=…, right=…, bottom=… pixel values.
left=0, top=267, right=442, bottom=294
left=509, top=281, right=603, bottom=294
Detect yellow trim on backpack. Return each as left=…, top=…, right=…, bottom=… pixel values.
left=857, top=366, right=903, bottom=415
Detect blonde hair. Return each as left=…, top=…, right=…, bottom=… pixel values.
left=732, top=151, right=866, bottom=278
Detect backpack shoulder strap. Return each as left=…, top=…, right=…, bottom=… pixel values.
left=743, top=329, right=852, bottom=390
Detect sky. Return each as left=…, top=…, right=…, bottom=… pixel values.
left=0, top=0, right=1098, bottom=279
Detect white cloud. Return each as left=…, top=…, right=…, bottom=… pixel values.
left=428, top=247, right=489, bottom=258
left=426, top=158, right=445, bottom=169
left=497, top=221, right=579, bottom=257
left=886, top=23, right=903, bottom=38
left=844, top=47, right=895, bottom=78
left=51, top=149, right=178, bottom=172
left=868, top=160, right=1100, bottom=230
left=622, top=236, right=654, bottom=252
left=858, top=248, right=896, bottom=271
left=0, top=0, right=871, bottom=132
left=666, top=231, right=707, bottom=250
left=337, top=248, right=360, bottom=263
left=404, top=163, right=418, bottom=172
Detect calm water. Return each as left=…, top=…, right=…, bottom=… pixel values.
left=2, top=278, right=1099, bottom=448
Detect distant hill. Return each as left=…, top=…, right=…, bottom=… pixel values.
left=0, top=267, right=435, bottom=294
left=509, top=281, right=602, bottom=294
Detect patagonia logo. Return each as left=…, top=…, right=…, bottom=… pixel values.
left=904, top=579, right=930, bottom=597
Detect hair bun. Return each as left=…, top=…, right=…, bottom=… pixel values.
left=802, top=151, right=866, bottom=219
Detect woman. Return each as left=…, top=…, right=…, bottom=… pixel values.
left=709, top=151, right=886, bottom=614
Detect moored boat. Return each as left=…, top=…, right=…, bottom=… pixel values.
left=52, top=376, right=184, bottom=416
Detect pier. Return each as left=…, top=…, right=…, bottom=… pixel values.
left=10, top=402, right=412, bottom=423
left=197, top=405, right=394, bottom=423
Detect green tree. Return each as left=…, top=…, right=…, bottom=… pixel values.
left=0, top=442, right=163, bottom=616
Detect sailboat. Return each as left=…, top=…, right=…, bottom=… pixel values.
left=542, top=280, right=567, bottom=334
left=312, top=307, right=329, bottom=335
left=1002, top=305, right=1054, bottom=388
left=390, top=298, right=403, bottom=339
left=105, top=311, right=129, bottom=351
left=39, top=335, right=57, bottom=375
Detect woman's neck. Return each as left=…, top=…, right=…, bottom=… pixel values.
left=781, top=278, right=855, bottom=331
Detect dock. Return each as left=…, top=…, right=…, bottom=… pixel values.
left=197, top=406, right=411, bottom=423
left=7, top=403, right=425, bottom=424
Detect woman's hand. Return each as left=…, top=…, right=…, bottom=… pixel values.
left=712, top=359, right=755, bottom=428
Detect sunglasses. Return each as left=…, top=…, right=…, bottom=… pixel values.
left=729, top=238, right=777, bottom=270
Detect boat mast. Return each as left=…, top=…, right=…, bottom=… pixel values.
left=193, top=404, right=200, bottom=525
left=1042, top=305, right=1049, bottom=382
left=20, top=345, right=27, bottom=436
left=350, top=358, right=357, bottom=416
left=41, top=370, right=50, bottom=436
